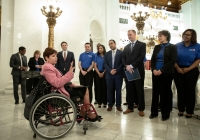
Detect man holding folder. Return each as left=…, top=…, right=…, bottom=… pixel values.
left=122, top=30, right=146, bottom=116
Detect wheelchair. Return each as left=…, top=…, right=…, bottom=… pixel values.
left=25, top=75, right=101, bottom=139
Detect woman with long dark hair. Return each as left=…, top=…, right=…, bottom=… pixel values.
left=149, top=30, right=177, bottom=121
left=174, top=29, right=200, bottom=118
left=94, top=45, right=107, bottom=108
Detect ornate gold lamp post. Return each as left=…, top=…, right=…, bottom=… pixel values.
left=41, top=0, right=62, bottom=48
left=130, top=0, right=150, bottom=35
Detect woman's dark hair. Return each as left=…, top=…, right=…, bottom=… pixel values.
left=158, top=30, right=171, bottom=42
left=43, top=48, right=57, bottom=61
left=97, top=45, right=106, bottom=55
left=182, top=29, right=197, bottom=44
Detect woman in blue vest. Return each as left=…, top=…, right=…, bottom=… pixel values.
left=94, top=44, right=107, bottom=108
left=174, top=29, right=200, bottom=118
left=150, top=30, right=177, bottom=121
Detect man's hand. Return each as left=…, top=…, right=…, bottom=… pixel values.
left=110, top=69, right=117, bottom=75
left=81, top=70, right=87, bottom=76
left=126, top=65, right=132, bottom=71
left=21, top=66, right=28, bottom=71
left=99, top=73, right=104, bottom=78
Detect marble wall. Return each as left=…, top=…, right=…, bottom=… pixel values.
left=181, top=0, right=200, bottom=42
left=0, top=0, right=120, bottom=90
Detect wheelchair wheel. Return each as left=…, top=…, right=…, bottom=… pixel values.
left=29, top=93, right=77, bottom=139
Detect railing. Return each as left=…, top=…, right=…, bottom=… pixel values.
left=119, top=3, right=181, bottom=20
left=119, top=3, right=130, bottom=12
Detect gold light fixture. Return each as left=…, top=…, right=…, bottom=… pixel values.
left=149, top=7, right=168, bottom=20
left=41, top=0, right=62, bottom=48
left=130, top=0, right=150, bottom=34
left=145, top=26, right=157, bottom=47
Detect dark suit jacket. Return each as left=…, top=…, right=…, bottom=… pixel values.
left=151, top=44, right=177, bottom=73
left=122, top=40, right=146, bottom=75
left=55, top=51, right=75, bottom=74
left=104, top=49, right=123, bottom=79
left=28, top=57, right=45, bottom=71
left=10, top=53, right=28, bottom=76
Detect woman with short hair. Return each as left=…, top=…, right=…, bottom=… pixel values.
left=150, top=30, right=177, bottom=121
left=41, top=47, right=101, bottom=122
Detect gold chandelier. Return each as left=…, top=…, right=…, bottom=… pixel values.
left=130, top=0, right=150, bottom=34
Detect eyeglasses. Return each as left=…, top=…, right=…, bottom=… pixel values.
left=183, top=34, right=191, bottom=36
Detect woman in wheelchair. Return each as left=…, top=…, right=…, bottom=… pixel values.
left=41, top=47, right=101, bottom=122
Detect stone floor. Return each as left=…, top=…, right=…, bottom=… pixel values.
left=0, top=92, right=200, bottom=140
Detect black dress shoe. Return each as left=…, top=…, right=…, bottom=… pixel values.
left=94, top=101, right=98, bottom=104
left=149, top=115, right=158, bottom=119
left=185, top=115, right=192, bottom=118
left=178, top=113, right=183, bottom=116
left=162, top=117, right=169, bottom=121
left=15, top=100, right=19, bottom=104
left=23, top=100, right=25, bottom=103
left=123, top=102, right=128, bottom=105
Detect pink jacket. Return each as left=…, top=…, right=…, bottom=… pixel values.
left=40, top=62, right=74, bottom=97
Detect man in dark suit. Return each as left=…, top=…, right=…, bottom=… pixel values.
left=104, top=39, right=123, bottom=112
left=122, top=30, right=146, bottom=116
left=10, top=46, right=28, bottom=104
left=56, top=41, right=75, bottom=74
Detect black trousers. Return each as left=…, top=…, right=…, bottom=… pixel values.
left=79, top=70, right=93, bottom=103
left=12, top=75, right=26, bottom=101
left=174, top=67, right=199, bottom=114
left=93, top=70, right=98, bottom=102
left=151, top=73, right=173, bottom=117
left=95, top=72, right=107, bottom=105
left=125, top=71, right=145, bottom=111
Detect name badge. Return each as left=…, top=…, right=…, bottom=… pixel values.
left=189, top=49, right=195, bottom=51
left=88, top=55, right=92, bottom=57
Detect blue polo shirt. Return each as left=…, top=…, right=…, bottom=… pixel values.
left=95, top=54, right=105, bottom=71
left=156, top=43, right=170, bottom=70
left=79, top=51, right=95, bottom=68
left=176, top=42, right=200, bottom=66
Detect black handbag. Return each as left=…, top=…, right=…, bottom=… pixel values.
left=24, top=89, right=37, bottom=120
